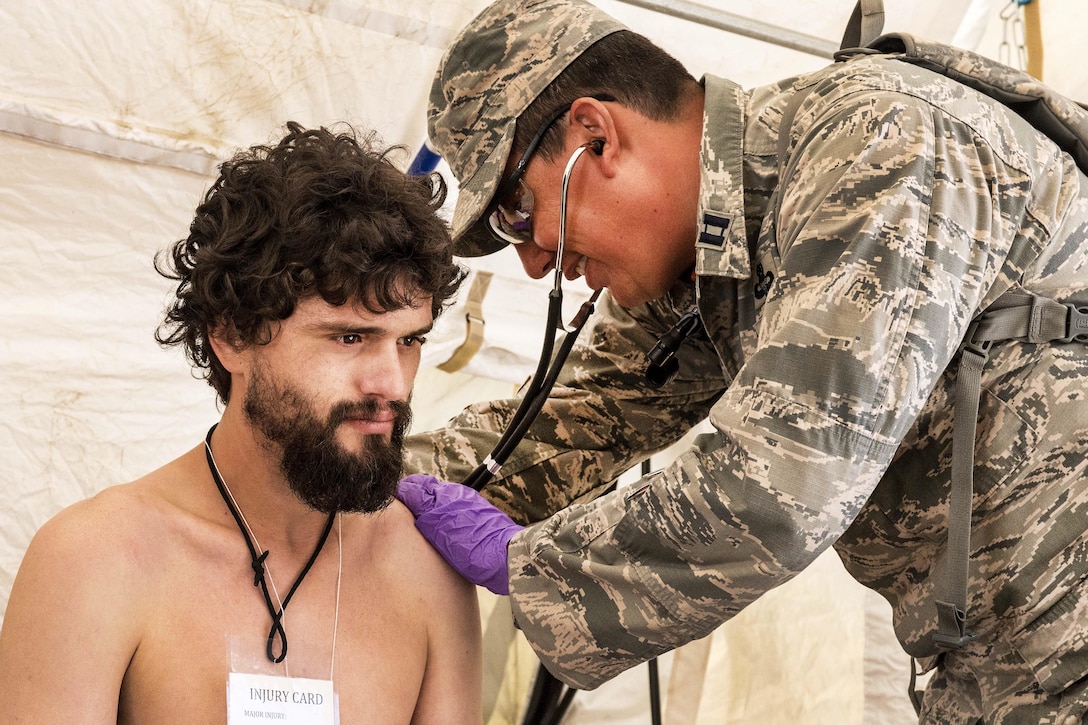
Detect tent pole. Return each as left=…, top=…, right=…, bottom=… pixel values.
left=611, top=0, right=839, bottom=58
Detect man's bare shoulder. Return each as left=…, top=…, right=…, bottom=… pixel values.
left=26, top=444, right=213, bottom=581
left=350, top=498, right=475, bottom=597
left=362, top=499, right=448, bottom=563
left=0, top=446, right=215, bottom=719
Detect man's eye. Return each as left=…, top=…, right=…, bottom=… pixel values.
left=338, top=334, right=363, bottom=345
left=400, top=335, right=427, bottom=348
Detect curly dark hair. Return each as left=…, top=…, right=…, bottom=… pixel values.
left=155, top=121, right=465, bottom=403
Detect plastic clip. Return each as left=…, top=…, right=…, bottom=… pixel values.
left=1060, top=304, right=1088, bottom=343
left=933, top=600, right=978, bottom=650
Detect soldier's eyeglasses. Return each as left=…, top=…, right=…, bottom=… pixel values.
left=487, top=103, right=572, bottom=246
left=488, top=95, right=613, bottom=246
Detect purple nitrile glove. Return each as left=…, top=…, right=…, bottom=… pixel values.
left=396, top=474, right=523, bottom=595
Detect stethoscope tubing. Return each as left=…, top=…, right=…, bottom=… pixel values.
left=463, top=144, right=599, bottom=491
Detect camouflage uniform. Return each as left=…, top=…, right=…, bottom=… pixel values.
left=405, top=2, right=1088, bottom=721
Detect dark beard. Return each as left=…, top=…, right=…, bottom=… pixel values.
left=243, top=369, right=412, bottom=514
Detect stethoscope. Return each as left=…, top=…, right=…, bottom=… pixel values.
left=463, top=143, right=704, bottom=491
left=463, top=143, right=600, bottom=490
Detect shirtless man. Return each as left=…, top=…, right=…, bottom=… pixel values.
left=0, top=122, right=480, bottom=724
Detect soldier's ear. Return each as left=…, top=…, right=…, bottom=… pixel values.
left=569, top=96, right=618, bottom=176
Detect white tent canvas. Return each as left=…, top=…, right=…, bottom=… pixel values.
left=2, top=1, right=1084, bottom=722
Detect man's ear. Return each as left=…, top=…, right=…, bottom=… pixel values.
left=207, top=323, right=249, bottom=375
left=568, top=96, right=619, bottom=177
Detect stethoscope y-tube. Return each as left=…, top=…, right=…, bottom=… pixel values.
left=463, top=144, right=601, bottom=491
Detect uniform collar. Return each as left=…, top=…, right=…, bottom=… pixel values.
left=694, top=74, right=751, bottom=281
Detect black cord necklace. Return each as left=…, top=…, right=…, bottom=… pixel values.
left=204, top=424, right=336, bottom=664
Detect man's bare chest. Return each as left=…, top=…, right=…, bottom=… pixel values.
left=117, top=548, right=429, bottom=724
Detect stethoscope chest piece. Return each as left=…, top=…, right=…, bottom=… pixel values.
left=644, top=306, right=703, bottom=388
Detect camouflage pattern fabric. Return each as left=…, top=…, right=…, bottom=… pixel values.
left=404, top=53, right=1088, bottom=721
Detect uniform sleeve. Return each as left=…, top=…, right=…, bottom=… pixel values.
left=508, top=88, right=1018, bottom=689
left=404, top=291, right=729, bottom=524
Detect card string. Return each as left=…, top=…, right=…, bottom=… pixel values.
left=204, top=424, right=336, bottom=665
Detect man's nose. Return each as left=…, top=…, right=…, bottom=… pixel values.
left=357, top=345, right=414, bottom=401
left=514, top=241, right=558, bottom=280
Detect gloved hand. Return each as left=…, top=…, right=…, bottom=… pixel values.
left=396, top=474, right=523, bottom=595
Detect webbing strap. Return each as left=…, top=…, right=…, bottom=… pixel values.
left=973, top=290, right=1087, bottom=343
left=936, top=292, right=1088, bottom=650
left=840, top=0, right=885, bottom=50
left=935, top=339, right=986, bottom=649
left=437, top=270, right=493, bottom=373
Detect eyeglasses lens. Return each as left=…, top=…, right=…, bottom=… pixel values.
left=488, top=179, right=534, bottom=245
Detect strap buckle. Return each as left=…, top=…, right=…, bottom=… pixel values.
left=1060, top=303, right=1088, bottom=343
left=962, top=318, right=994, bottom=359
left=933, top=600, right=978, bottom=650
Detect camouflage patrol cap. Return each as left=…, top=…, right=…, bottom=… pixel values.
left=428, top=0, right=627, bottom=257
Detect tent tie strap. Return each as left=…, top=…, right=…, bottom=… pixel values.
left=438, top=270, right=494, bottom=373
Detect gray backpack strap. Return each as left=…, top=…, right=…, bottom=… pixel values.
left=838, top=0, right=1088, bottom=177
left=863, top=32, right=1088, bottom=176
left=825, top=0, right=1088, bottom=712
left=839, top=0, right=885, bottom=50
left=776, top=73, right=1087, bottom=652
left=936, top=292, right=1088, bottom=650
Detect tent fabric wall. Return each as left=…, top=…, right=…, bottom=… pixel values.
left=2, top=1, right=1084, bottom=722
